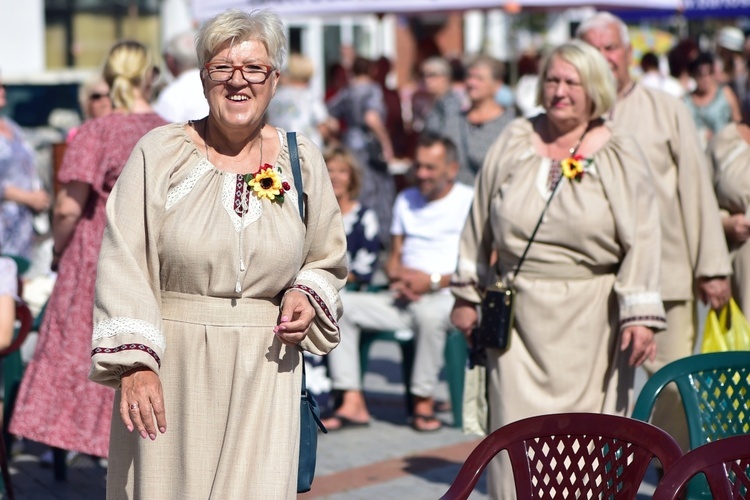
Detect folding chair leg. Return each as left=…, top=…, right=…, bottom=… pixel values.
left=444, top=330, right=468, bottom=428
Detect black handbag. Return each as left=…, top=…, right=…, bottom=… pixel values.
left=474, top=125, right=591, bottom=351
left=288, top=132, right=327, bottom=493
left=474, top=285, right=516, bottom=350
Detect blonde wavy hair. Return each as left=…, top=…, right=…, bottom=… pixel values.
left=103, top=40, right=154, bottom=112
left=536, top=40, right=616, bottom=119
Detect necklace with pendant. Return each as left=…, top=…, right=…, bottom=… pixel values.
left=203, top=119, right=264, bottom=294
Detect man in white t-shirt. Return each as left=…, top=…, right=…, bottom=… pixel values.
left=154, top=31, right=209, bottom=123
left=323, top=133, right=474, bottom=432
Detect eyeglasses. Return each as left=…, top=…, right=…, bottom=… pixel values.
left=204, top=63, right=276, bottom=84
left=89, top=92, right=109, bottom=101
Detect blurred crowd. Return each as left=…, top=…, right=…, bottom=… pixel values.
left=0, top=9, right=749, bottom=497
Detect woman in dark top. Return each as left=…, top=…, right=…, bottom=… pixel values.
left=325, top=145, right=380, bottom=287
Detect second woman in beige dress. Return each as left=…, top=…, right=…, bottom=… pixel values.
left=451, top=41, right=667, bottom=498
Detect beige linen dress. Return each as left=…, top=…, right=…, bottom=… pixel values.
left=710, top=123, right=750, bottom=314
left=90, top=123, right=347, bottom=499
left=452, top=117, right=667, bottom=499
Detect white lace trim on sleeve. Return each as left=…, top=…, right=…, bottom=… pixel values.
left=93, top=317, right=166, bottom=352
left=297, top=270, right=339, bottom=307
left=619, top=292, right=662, bottom=309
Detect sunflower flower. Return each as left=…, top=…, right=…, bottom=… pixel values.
left=560, top=154, right=589, bottom=182
left=246, top=164, right=285, bottom=204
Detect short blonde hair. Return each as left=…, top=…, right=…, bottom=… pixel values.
left=536, top=40, right=616, bottom=119
left=324, top=146, right=362, bottom=200
left=284, top=54, right=314, bottom=83
left=196, top=9, right=287, bottom=70
left=103, top=40, right=154, bottom=112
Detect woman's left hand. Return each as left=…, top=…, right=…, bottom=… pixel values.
left=620, top=325, right=656, bottom=367
left=274, top=290, right=315, bottom=346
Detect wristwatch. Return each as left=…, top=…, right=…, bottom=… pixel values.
left=430, top=273, right=442, bottom=292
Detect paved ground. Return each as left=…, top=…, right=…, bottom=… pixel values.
left=2, top=339, right=666, bottom=499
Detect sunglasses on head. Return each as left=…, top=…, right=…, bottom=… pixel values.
left=89, top=92, right=109, bottom=101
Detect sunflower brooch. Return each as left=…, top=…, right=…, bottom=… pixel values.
left=245, top=164, right=291, bottom=206
left=560, top=154, right=593, bottom=182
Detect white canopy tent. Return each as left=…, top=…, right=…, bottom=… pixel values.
left=191, top=0, right=682, bottom=21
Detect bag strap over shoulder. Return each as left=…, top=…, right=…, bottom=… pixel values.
left=287, top=131, right=305, bottom=220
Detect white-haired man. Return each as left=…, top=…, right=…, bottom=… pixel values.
left=578, top=12, right=732, bottom=451
left=154, top=31, right=209, bottom=122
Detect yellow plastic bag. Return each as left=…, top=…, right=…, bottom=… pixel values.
left=701, top=298, right=750, bottom=353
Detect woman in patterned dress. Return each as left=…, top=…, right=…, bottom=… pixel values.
left=325, top=145, right=380, bottom=288
left=89, top=10, right=346, bottom=498
left=450, top=41, right=667, bottom=499
left=10, top=40, right=166, bottom=462
left=0, top=73, right=50, bottom=260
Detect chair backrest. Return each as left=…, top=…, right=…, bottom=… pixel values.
left=652, top=434, right=750, bottom=499
left=440, top=412, right=683, bottom=500
left=632, top=352, right=750, bottom=449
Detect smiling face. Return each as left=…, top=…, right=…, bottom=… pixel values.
left=579, top=23, right=632, bottom=93
left=202, top=38, right=279, bottom=133
left=542, top=55, right=591, bottom=125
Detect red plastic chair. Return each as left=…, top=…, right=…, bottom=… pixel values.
left=652, top=434, right=750, bottom=499
left=440, top=412, right=683, bottom=500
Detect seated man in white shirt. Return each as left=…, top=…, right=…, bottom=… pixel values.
left=323, top=133, right=474, bottom=432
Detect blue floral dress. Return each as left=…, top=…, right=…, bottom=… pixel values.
left=0, top=118, right=37, bottom=259
left=342, top=201, right=381, bottom=286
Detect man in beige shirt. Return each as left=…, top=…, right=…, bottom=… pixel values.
left=577, top=12, right=732, bottom=450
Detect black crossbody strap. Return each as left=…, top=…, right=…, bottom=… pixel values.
left=287, top=131, right=304, bottom=220
left=509, top=121, right=593, bottom=282
left=511, top=178, right=560, bottom=280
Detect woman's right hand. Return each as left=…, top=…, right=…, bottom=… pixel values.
left=451, top=298, right=479, bottom=341
left=120, top=367, right=167, bottom=441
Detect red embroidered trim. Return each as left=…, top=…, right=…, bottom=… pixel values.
left=619, top=315, right=666, bottom=326
left=91, top=343, right=161, bottom=368
left=291, top=284, right=337, bottom=326
left=234, top=174, right=250, bottom=216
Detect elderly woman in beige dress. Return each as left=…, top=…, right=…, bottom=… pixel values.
left=89, top=9, right=347, bottom=499
left=450, top=40, right=667, bottom=499
left=709, top=116, right=750, bottom=314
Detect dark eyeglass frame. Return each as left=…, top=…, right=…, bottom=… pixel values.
left=89, top=92, right=110, bottom=101
left=204, top=63, right=276, bottom=84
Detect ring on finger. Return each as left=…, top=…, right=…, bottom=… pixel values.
left=129, top=403, right=140, bottom=411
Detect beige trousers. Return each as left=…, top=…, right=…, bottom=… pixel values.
left=327, top=290, right=454, bottom=398
left=643, top=300, right=697, bottom=452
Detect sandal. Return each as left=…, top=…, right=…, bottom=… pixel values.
left=411, top=413, right=443, bottom=432
left=322, top=414, right=370, bottom=432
